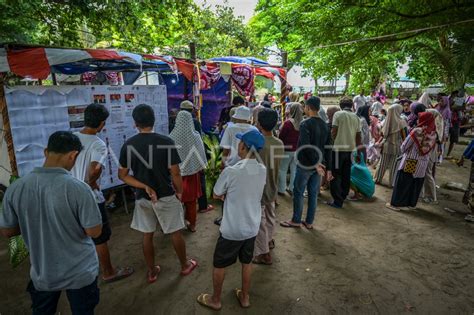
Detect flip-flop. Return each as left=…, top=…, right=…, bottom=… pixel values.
left=102, top=266, right=135, bottom=283
left=464, top=214, right=474, bottom=222
left=280, top=221, right=301, bottom=228
left=197, top=293, right=222, bottom=311
left=181, top=258, right=198, bottom=276
left=235, top=288, right=250, bottom=308
left=199, top=205, right=215, bottom=213
left=186, top=224, right=196, bottom=233
left=302, top=222, right=314, bottom=230
left=147, top=265, right=161, bottom=284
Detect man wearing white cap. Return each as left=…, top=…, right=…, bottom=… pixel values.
left=220, top=105, right=257, bottom=167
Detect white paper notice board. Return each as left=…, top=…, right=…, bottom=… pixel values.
left=5, top=85, right=169, bottom=189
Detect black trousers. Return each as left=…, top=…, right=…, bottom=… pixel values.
left=330, top=151, right=353, bottom=207
left=198, top=171, right=208, bottom=210
left=391, top=170, right=425, bottom=207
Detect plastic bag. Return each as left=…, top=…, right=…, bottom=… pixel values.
left=351, top=153, right=375, bottom=198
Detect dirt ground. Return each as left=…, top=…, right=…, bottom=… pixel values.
left=1, top=139, right=474, bottom=314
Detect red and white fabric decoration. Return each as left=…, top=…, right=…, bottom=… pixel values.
left=0, top=47, right=132, bottom=80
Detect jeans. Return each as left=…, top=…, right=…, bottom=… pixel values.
left=27, top=278, right=99, bottom=315
left=292, top=166, right=321, bottom=224
left=330, top=151, right=353, bottom=207
left=278, top=151, right=297, bottom=193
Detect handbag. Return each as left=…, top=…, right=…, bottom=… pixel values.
left=403, top=158, right=418, bottom=174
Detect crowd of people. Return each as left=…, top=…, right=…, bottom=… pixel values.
left=1, top=88, right=473, bottom=313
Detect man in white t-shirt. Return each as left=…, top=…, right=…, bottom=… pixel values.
left=220, top=105, right=256, bottom=167
left=371, top=96, right=384, bottom=117
left=71, top=103, right=134, bottom=283
left=353, top=90, right=366, bottom=111
left=197, top=129, right=267, bottom=311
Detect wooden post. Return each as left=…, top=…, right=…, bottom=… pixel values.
left=280, top=51, right=289, bottom=120
left=0, top=83, right=18, bottom=177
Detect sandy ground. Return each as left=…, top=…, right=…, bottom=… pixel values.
left=1, top=139, right=474, bottom=314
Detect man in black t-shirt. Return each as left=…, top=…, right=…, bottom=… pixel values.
left=118, top=104, right=198, bottom=283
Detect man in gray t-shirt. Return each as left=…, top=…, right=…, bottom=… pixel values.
left=0, top=131, right=102, bottom=314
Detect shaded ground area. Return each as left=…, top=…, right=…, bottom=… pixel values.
left=1, top=139, right=474, bottom=314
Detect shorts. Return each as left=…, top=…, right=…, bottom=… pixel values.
left=213, top=235, right=256, bottom=268
left=92, top=203, right=111, bottom=245
left=449, top=125, right=460, bottom=143
left=131, top=196, right=185, bottom=234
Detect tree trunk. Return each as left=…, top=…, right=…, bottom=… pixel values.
left=344, top=72, right=350, bottom=94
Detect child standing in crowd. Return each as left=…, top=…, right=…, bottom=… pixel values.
left=197, top=129, right=266, bottom=311
left=71, top=103, right=134, bottom=282
left=1, top=132, right=102, bottom=314
left=254, top=108, right=284, bottom=265
left=118, top=104, right=197, bottom=284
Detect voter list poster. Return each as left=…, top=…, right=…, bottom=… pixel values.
left=5, top=85, right=168, bottom=189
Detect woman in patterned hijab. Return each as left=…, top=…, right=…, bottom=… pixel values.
left=170, top=110, right=207, bottom=232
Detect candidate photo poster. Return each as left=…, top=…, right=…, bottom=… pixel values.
left=5, top=85, right=169, bottom=190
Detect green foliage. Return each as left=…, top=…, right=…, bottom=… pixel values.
left=8, top=235, right=29, bottom=269
left=0, top=0, right=264, bottom=59
left=202, top=134, right=222, bottom=198
left=250, top=0, right=474, bottom=91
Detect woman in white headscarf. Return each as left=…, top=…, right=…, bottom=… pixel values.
left=170, top=111, right=207, bottom=232
left=421, top=109, right=444, bottom=203
left=418, top=92, right=432, bottom=108
left=374, top=104, right=408, bottom=187
left=278, top=102, right=303, bottom=195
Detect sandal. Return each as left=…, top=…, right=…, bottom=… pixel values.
left=147, top=265, right=161, bottom=284
left=187, top=224, right=196, bottom=233
left=235, top=288, right=250, bottom=308
left=269, top=239, right=275, bottom=250
left=385, top=203, right=401, bottom=211
left=252, top=255, right=272, bottom=265
left=465, top=214, right=474, bottom=222
left=302, top=222, right=314, bottom=230
left=199, top=205, right=215, bottom=213
left=181, top=258, right=198, bottom=276
left=102, top=266, right=134, bottom=283
left=197, top=293, right=222, bottom=311
left=280, top=221, right=301, bottom=228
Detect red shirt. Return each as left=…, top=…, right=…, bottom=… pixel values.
left=279, top=120, right=300, bottom=151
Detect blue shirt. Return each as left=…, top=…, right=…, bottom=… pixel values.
left=0, top=167, right=101, bottom=290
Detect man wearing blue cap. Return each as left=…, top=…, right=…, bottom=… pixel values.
left=197, top=129, right=267, bottom=311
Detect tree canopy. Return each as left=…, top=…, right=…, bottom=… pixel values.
left=250, top=0, right=474, bottom=92
left=0, top=0, right=263, bottom=59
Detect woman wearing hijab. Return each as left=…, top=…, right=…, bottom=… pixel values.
left=436, top=96, right=451, bottom=161
left=356, top=105, right=371, bottom=161
left=386, top=112, right=437, bottom=211
left=326, top=106, right=340, bottom=129
left=418, top=92, right=432, bottom=108
left=407, top=102, right=427, bottom=130
left=278, top=102, right=302, bottom=195
left=374, top=104, right=408, bottom=187
left=170, top=111, right=207, bottom=232
left=421, top=109, right=444, bottom=203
